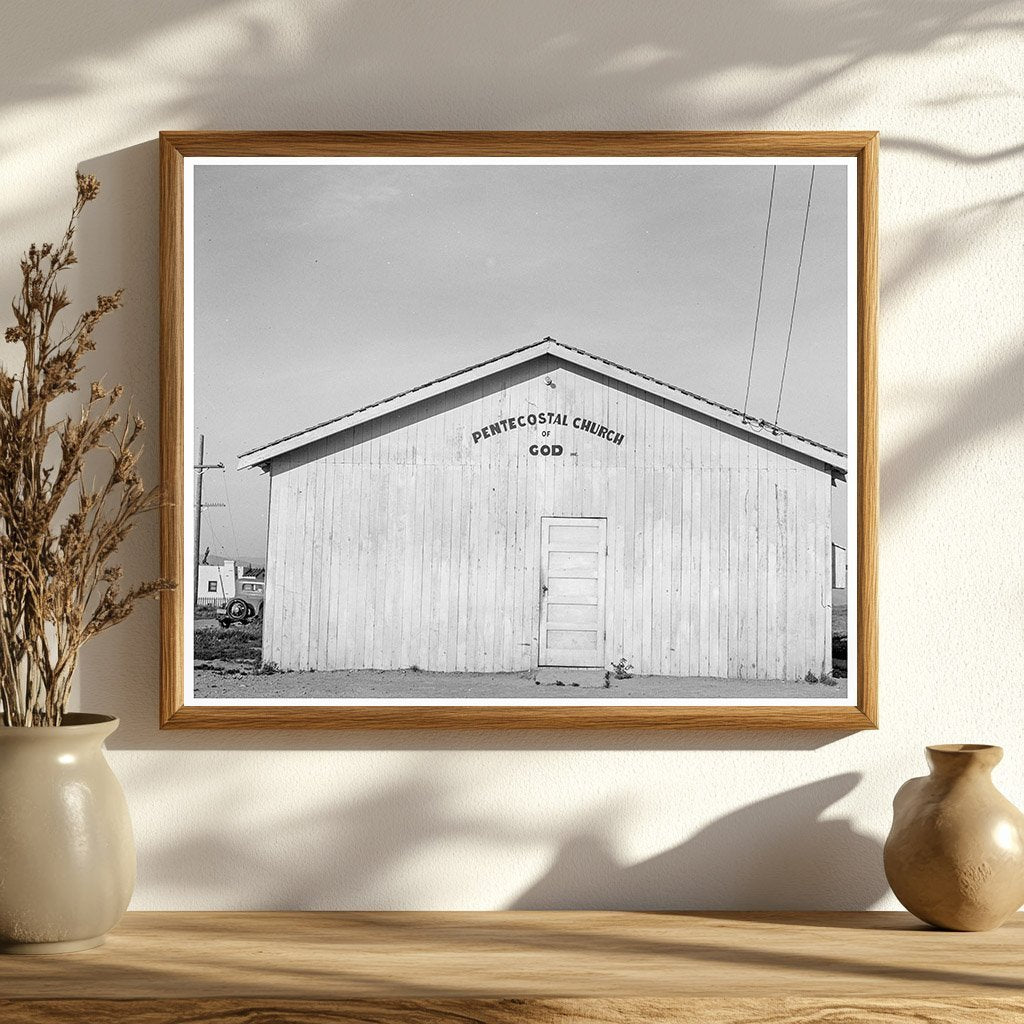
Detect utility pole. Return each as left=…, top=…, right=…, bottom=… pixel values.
left=193, top=434, right=225, bottom=606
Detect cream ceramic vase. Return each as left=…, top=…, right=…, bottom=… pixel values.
left=0, top=713, right=135, bottom=953
left=884, top=744, right=1024, bottom=931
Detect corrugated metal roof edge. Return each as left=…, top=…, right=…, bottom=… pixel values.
left=551, top=339, right=848, bottom=462
left=238, top=337, right=551, bottom=461
left=238, top=337, right=848, bottom=466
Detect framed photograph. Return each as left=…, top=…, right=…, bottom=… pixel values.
left=160, top=131, right=877, bottom=729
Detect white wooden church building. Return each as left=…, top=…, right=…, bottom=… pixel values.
left=239, top=338, right=846, bottom=680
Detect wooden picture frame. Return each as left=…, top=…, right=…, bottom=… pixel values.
left=160, top=131, right=877, bottom=730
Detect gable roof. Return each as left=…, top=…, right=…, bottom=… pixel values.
left=237, top=337, right=848, bottom=475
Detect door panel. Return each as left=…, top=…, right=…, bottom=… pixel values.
left=546, top=604, right=599, bottom=626
left=546, top=577, right=599, bottom=601
left=539, top=517, right=606, bottom=668
left=547, top=551, right=600, bottom=577
left=547, top=525, right=601, bottom=549
left=546, top=630, right=599, bottom=650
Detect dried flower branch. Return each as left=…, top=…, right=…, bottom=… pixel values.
left=0, top=173, right=174, bottom=726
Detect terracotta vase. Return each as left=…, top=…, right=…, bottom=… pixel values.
left=884, top=744, right=1024, bottom=931
left=0, top=714, right=135, bottom=953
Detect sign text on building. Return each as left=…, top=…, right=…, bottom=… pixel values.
left=470, top=412, right=625, bottom=447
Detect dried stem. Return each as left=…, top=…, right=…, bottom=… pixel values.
left=0, top=173, right=174, bottom=726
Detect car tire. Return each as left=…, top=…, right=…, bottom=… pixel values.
left=227, top=599, right=248, bottom=620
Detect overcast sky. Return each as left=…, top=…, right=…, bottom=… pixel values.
left=193, top=160, right=849, bottom=564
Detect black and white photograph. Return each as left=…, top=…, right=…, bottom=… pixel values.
left=180, top=152, right=859, bottom=710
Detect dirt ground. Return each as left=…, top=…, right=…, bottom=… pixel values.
left=194, top=655, right=847, bottom=701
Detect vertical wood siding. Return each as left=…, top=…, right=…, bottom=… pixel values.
left=261, top=356, right=834, bottom=679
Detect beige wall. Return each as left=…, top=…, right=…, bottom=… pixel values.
left=265, top=356, right=833, bottom=676
left=1, top=2, right=1020, bottom=910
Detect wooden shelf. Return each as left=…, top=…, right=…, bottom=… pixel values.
left=1, top=911, right=1021, bottom=1022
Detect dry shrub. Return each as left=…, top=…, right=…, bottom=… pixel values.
left=0, top=174, right=173, bottom=725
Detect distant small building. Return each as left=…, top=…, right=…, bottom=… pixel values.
left=196, top=559, right=241, bottom=605
left=240, top=339, right=847, bottom=679
left=832, top=544, right=848, bottom=590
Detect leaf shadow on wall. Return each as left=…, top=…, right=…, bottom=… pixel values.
left=130, top=760, right=886, bottom=911
left=511, top=773, right=887, bottom=910
left=0, top=0, right=1014, bottom=184
left=882, top=336, right=1024, bottom=511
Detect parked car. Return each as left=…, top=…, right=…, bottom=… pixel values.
left=217, top=579, right=264, bottom=627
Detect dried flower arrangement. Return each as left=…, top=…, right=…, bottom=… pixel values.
left=0, top=174, right=172, bottom=726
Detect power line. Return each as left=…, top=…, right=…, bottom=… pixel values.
left=773, top=166, right=816, bottom=427
left=742, top=165, right=777, bottom=419
left=221, top=470, right=242, bottom=562
left=206, top=518, right=224, bottom=554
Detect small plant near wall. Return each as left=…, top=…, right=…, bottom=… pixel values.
left=610, top=657, right=633, bottom=680
left=0, top=173, right=172, bottom=727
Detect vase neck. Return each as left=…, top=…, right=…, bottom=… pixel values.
left=0, top=714, right=119, bottom=749
left=926, top=743, right=1002, bottom=779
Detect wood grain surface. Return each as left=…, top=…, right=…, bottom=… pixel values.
left=159, top=130, right=879, bottom=730
left=159, top=133, right=186, bottom=729
left=4, top=997, right=1023, bottom=1024
left=0, top=911, right=1019, bottom=1022
left=159, top=130, right=879, bottom=158
left=1, top=911, right=1021, bottom=997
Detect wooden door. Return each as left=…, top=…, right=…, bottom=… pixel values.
left=539, top=517, right=607, bottom=668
